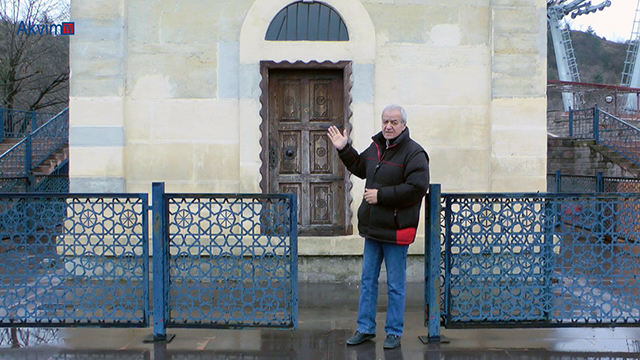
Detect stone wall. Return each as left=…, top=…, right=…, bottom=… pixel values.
left=69, top=0, right=548, bottom=258
left=547, top=138, right=634, bottom=178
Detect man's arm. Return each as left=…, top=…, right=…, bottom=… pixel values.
left=377, top=151, right=430, bottom=207
left=328, top=125, right=367, bottom=179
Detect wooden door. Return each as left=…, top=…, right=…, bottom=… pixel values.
left=267, top=69, right=348, bottom=236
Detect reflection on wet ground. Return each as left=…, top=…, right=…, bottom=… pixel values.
left=0, top=328, right=62, bottom=348
left=1, top=283, right=640, bottom=359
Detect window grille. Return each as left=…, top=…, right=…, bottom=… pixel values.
left=265, top=1, right=349, bottom=41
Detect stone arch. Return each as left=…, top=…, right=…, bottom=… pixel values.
left=239, top=0, right=374, bottom=64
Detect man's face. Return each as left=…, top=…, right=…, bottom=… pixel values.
left=381, top=109, right=406, bottom=140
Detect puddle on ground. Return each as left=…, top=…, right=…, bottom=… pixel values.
left=0, top=328, right=63, bottom=348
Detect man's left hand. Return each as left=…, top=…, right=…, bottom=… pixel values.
left=363, top=188, right=378, bottom=204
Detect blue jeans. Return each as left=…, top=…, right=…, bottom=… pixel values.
left=356, top=238, right=409, bottom=337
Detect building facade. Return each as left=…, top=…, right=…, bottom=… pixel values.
left=70, top=0, right=547, bottom=275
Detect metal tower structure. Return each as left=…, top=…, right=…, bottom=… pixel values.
left=621, top=0, right=640, bottom=111
left=547, top=0, right=611, bottom=111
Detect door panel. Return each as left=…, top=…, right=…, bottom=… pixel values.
left=268, top=69, right=347, bottom=236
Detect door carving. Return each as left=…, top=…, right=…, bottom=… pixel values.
left=265, top=68, right=350, bottom=236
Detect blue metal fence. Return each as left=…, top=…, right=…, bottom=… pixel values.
left=547, top=171, right=640, bottom=193
left=0, top=185, right=298, bottom=338
left=0, top=194, right=149, bottom=327
left=424, top=185, right=640, bottom=339
left=0, top=108, right=55, bottom=141
left=0, top=108, right=68, bottom=179
left=149, top=184, right=298, bottom=338
left=568, top=106, right=640, bottom=167
left=0, top=161, right=69, bottom=194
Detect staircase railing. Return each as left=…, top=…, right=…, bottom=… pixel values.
left=0, top=108, right=56, bottom=141
left=0, top=108, right=69, bottom=190
left=547, top=171, right=640, bottom=193
left=569, top=105, right=640, bottom=166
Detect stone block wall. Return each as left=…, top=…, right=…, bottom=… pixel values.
left=547, top=138, right=634, bottom=177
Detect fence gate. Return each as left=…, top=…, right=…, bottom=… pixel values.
left=151, top=183, right=298, bottom=339
left=0, top=194, right=149, bottom=327
left=434, top=191, right=640, bottom=328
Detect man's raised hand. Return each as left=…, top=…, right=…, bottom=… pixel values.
left=327, top=125, right=348, bottom=151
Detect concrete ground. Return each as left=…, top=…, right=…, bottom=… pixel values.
left=1, top=282, right=639, bottom=359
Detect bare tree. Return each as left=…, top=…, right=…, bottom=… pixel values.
left=0, top=0, right=70, bottom=112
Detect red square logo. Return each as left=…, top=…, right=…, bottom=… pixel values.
left=62, top=22, right=74, bottom=35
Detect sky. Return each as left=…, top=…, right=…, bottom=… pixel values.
left=567, top=0, right=638, bottom=43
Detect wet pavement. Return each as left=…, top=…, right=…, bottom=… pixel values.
left=1, top=283, right=640, bottom=359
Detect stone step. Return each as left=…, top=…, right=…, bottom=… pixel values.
left=0, top=138, right=23, bottom=155
left=32, top=144, right=69, bottom=176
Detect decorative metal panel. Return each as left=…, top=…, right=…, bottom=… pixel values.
left=279, top=81, right=301, bottom=122
left=165, top=194, right=297, bottom=329
left=280, top=132, right=300, bottom=174
left=310, top=82, right=329, bottom=120
left=441, top=193, right=640, bottom=327
left=310, top=131, right=331, bottom=174
left=310, top=183, right=331, bottom=224
left=265, top=2, right=348, bottom=41
left=0, top=194, right=149, bottom=327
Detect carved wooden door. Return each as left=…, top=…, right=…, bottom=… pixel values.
left=267, top=69, right=348, bottom=236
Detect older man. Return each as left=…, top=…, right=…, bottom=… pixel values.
left=327, top=104, right=430, bottom=349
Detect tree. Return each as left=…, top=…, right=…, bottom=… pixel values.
left=0, top=0, right=70, bottom=112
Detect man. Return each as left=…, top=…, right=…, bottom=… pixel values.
left=327, top=105, right=429, bottom=350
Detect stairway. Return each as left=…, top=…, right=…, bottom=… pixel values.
left=32, top=144, right=69, bottom=176
left=0, top=138, right=22, bottom=155
left=588, top=142, right=640, bottom=178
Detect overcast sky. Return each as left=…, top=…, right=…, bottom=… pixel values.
left=567, top=0, right=638, bottom=43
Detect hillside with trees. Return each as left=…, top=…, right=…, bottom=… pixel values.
left=548, top=28, right=628, bottom=86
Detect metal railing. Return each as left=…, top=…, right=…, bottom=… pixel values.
left=0, top=108, right=55, bottom=141
left=547, top=171, right=640, bottom=193
left=567, top=106, right=640, bottom=167
left=424, top=184, right=640, bottom=341
left=0, top=184, right=298, bottom=342
left=151, top=184, right=298, bottom=340
left=0, top=162, right=68, bottom=194
left=0, top=108, right=69, bottom=184
left=0, top=193, right=150, bottom=327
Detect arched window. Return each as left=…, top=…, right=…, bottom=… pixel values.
left=265, top=1, right=348, bottom=41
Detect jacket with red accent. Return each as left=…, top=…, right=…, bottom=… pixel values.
left=337, top=127, right=430, bottom=245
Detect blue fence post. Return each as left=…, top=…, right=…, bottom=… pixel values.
left=288, top=193, right=298, bottom=328
left=30, top=111, right=37, bottom=133
left=420, top=184, right=442, bottom=343
left=555, top=170, right=561, bottom=193
left=596, top=172, right=604, bottom=193
left=0, top=108, right=4, bottom=142
left=593, top=105, right=599, bottom=143
left=568, top=107, right=573, bottom=137
left=25, top=134, right=33, bottom=192
left=149, top=182, right=174, bottom=342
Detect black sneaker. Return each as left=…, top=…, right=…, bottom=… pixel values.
left=383, top=334, right=401, bottom=349
left=346, top=331, right=376, bottom=345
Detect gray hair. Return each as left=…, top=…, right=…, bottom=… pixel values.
left=382, top=104, right=407, bottom=124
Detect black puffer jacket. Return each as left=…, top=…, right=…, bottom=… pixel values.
left=337, top=127, right=430, bottom=245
